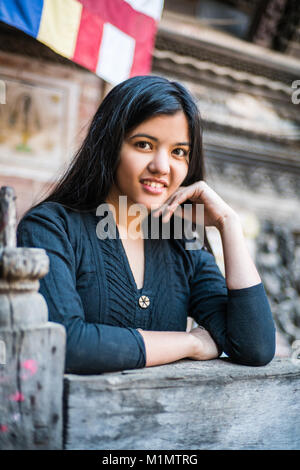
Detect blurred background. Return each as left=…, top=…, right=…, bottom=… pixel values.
left=0, top=0, right=300, bottom=357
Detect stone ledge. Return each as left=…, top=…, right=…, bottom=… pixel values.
left=63, top=357, right=300, bottom=450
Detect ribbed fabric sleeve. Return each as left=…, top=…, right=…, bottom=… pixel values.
left=188, top=248, right=276, bottom=366
left=16, top=206, right=146, bottom=374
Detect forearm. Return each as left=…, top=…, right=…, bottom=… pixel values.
left=223, top=284, right=276, bottom=365
left=136, top=329, right=196, bottom=367
left=219, top=213, right=261, bottom=290
left=65, top=322, right=146, bottom=374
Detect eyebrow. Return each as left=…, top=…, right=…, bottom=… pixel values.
left=128, top=133, right=190, bottom=147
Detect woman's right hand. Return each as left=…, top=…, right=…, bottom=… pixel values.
left=188, top=326, right=220, bottom=360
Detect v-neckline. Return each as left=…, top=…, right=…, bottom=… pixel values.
left=115, top=223, right=150, bottom=293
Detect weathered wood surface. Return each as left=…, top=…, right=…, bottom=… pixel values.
left=64, top=357, right=300, bottom=450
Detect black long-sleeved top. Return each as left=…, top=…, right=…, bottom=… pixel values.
left=16, top=201, right=276, bottom=373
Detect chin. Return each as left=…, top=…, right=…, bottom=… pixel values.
left=140, top=197, right=165, bottom=212
left=128, top=190, right=167, bottom=213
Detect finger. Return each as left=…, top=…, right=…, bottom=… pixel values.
left=161, top=201, right=182, bottom=223
left=152, top=208, right=161, bottom=218
left=161, top=194, right=185, bottom=223
left=152, top=202, right=169, bottom=218
left=170, top=188, right=189, bottom=205
left=169, top=195, right=195, bottom=222
left=152, top=193, right=179, bottom=218
left=152, top=186, right=190, bottom=219
left=163, top=192, right=185, bottom=220
left=161, top=206, right=172, bottom=223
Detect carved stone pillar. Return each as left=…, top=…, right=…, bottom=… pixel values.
left=0, top=186, right=66, bottom=449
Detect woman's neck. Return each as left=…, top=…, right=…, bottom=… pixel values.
left=105, top=190, right=148, bottom=239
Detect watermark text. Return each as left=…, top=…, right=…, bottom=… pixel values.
left=0, top=340, right=6, bottom=365
left=95, top=197, right=204, bottom=251
left=291, top=80, right=300, bottom=104
left=0, top=79, right=5, bottom=104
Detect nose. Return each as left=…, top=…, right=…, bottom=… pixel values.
left=147, top=147, right=170, bottom=175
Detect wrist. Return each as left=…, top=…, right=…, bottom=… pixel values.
left=217, top=210, right=241, bottom=234
left=187, top=331, right=203, bottom=357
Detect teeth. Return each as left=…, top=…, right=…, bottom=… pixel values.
left=143, top=180, right=164, bottom=188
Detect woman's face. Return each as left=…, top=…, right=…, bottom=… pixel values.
left=107, top=111, right=190, bottom=216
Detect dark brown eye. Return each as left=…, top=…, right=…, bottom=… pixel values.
left=173, top=148, right=189, bottom=158
left=135, top=141, right=152, bottom=150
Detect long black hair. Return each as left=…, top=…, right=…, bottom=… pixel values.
left=30, top=75, right=212, bottom=252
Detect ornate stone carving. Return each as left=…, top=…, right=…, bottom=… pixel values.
left=0, top=187, right=49, bottom=289
left=255, top=219, right=300, bottom=345
left=1, top=248, right=49, bottom=282
left=0, top=185, right=65, bottom=450
left=0, top=186, right=17, bottom=249
left=206, top=159, right=300, bottom=200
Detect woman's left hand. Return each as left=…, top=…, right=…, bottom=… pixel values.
left=153, top=180, right=238, bottom=231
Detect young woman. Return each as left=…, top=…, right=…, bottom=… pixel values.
left=17, top=75, right=276, bottom=374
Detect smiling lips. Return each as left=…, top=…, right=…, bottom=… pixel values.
left=140, top=180, right=167, bottom=194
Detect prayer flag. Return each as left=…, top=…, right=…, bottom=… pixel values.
left=0, top=0, right=164, bottom=85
